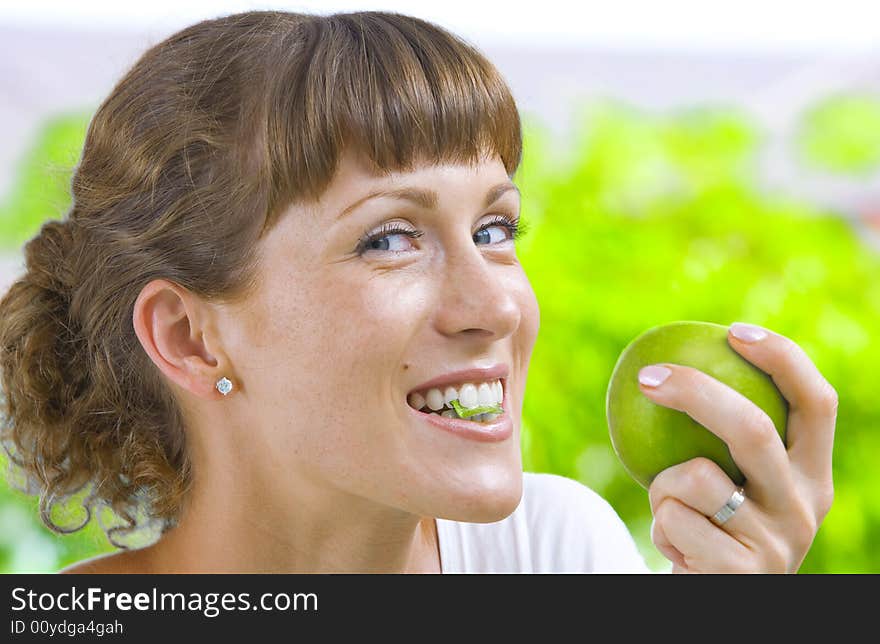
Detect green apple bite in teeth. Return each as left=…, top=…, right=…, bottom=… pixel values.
left=407, top=379, right=504, bottom=422
left=450, top=399, right=503, bottom=419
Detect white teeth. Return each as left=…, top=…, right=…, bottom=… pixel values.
left=458, top=383, right=478, bottom=408
left=408, top=378, right=505, bottom=411
left=425, top=388, right=445, bottom=411
left=408, top=391, right=426, bottom=411
left=440, top=409, right=458, bottom=419
left=483, top=412, right=499, bottom=422
left=477, top=382, right=494, bottom=407
left=443, top=386, right=458, bottom=406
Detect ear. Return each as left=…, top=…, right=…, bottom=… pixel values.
left=132, top=278, right=228, bottom=400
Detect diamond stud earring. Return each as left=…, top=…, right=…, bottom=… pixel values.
left=215, top=377, right=233, bottom=396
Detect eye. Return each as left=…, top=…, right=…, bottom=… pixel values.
left=473, top=214, right=526, bottom=246
left=473, top=225, right=507, bottom=245
left=356, top=224, right=423, bottom=255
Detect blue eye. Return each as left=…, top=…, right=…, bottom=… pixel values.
left=473, top=214, right=525, bottom=245
left=356, top=225, right=423, bottom=255
left=473, top=227, right=503, bottom=245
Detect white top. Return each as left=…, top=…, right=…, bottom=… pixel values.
left=436, top=472, right=651, bottom=573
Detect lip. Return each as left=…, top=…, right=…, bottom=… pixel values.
left=408, top=363, right=509, bottom=395
left=408, top=379, right=513, bottom=443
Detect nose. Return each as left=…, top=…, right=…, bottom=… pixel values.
left=433, top=241, right=520, bottom=342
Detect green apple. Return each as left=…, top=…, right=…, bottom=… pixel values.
left=606, top=321, right=788, bottom=489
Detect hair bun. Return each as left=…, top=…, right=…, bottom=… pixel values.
left=22, top=218, right=80, bottom=297
left=0, top=216, right=91, bottom=532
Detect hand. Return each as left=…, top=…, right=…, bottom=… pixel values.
left=640, top=322, right=837, bottom=573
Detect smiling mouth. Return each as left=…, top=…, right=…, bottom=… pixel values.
left=406, top=378, right=505, bottom=423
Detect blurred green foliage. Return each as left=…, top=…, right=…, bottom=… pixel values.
left=1, top=101, right=879, bottom=572
left=797, top=94, right=880, bottom=175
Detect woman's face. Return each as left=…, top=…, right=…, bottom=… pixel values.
left=223, top=149, right=540, bottom=522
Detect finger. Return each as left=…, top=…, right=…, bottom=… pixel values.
left=638, top=363, right=795, bottom=509
left=727, top=322, right=837, bottom=483
left=654, top=498, right=752, bottom=573
left=650, top=516, right=687, bottom=569
left=649, top=457, right=754, bottom=537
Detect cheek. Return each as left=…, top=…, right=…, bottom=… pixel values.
left=259, top=269, right=430, bottom=400
left=509, top=267, right=540, bottom=413
left=257, top=272, right=431, bottom=470
left=324, top=271, right=430, bottom=355
left=513, top=267, right=540, bottom=351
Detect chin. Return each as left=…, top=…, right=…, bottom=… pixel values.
left=441, top=464, right=524, bottom=523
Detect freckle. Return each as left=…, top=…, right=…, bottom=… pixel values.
left=403, top=363, right=409, bottom=371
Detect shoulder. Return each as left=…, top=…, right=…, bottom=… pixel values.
left=437, top=472, right=651, bottom=573
left=521, top=471, right=627, bottom=533
left=522, top=471, right=613, bottom=516
left=521, top=472, right=650, bottom=573
left=59, top=548, right=154, bottom=574
left=520, top=472, right=621, bottom=545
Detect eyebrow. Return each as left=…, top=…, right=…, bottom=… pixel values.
left=335, top=181, right=520, bottom=221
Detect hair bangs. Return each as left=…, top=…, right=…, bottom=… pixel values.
left=264, top=12, right=522, bottom=222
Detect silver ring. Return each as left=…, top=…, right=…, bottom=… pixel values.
left=710, top=487, right=745, bottom=526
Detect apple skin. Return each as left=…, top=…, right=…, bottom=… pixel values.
left=606, top=321, right=788, bottom=489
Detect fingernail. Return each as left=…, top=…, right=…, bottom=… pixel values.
left=730, top=322, right=767, bottom=343
left=638, top=365, right=672, bottom=387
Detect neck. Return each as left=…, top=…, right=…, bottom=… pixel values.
left=142, top=431, right=441, bottom=573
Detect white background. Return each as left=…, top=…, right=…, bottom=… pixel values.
left=1, top=0, right=879, bottom=53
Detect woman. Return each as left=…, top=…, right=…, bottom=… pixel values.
left=0, top=10, right=836, bottom=573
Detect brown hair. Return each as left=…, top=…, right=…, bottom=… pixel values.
left=0, top=10, right=522, bottom=546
